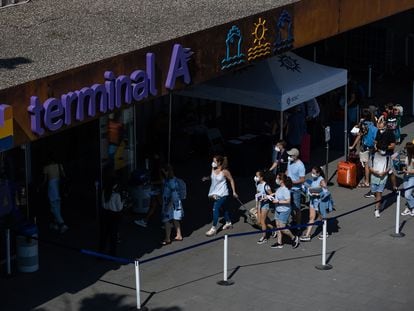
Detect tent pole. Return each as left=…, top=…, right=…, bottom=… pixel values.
left=280, top=110, right=283, bottom=140
left=344, top=85, right=348, bottom=159
left=168, top=92, right=172, bottom=165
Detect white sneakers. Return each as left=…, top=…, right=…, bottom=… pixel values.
left=222, top=222, right=233, bottom=230
left=205, top=226, right=217, bottom=237
left=401, top=208, right=414, bottom=216
left=374, top=210, right=380, bottom=218
left=206, top=222, right=233, bottom=237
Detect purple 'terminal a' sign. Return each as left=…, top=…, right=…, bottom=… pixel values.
left=28, top=44, right=192, bottom=136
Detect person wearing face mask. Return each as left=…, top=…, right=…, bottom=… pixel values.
left=202, top=155, right=238, bottom=236
left=269, top=140, right=288, bottom=175
left=286, top=148, right=305, bottom=231
left=300, top=166, right=331, bottom=241
left=254, top=170, right=275, bottom=244
left=365, top=117, right=396, bottom=198
left=368, top=144, right=391, bottom=218
left=270, top=173, right=299, bottom=249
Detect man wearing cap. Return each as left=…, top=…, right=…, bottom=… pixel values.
left=286, top=148, right=305, bottom=228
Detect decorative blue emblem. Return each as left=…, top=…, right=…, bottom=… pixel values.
left=274, top=10, right=294, bottom=53
left=278, top=54, right=301, bottom=72
left=221, top=25, right=245, bottom=70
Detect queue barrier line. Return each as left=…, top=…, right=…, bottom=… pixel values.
left=14, top=183, right=414, bottom=266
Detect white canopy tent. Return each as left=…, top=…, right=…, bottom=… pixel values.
left=178, top=52, right=349, bottom=156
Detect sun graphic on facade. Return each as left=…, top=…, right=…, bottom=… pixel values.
left=252, top=18, right=268, bottom=45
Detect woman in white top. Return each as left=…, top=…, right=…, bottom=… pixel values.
left=401, top=142, right=414, bottom=216
left=202, top=155, right=238, bottom=236
left=255, top=170, right=274, bottom=244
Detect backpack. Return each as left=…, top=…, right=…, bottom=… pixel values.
left=175, top=178, right=187, bottom=200
left=361, top=121, right=377, bottom=148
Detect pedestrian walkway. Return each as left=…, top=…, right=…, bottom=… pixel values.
left=1, top=118, right=414, bottom=310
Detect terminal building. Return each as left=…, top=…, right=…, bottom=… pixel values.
left=1, top=0, right=414, bottom=239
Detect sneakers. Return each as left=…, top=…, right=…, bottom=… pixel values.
left=364, top=191, right=375, bottom=198
left=401, top=208, right=411, bottom=216
left=300, top=235, right=311, bottom=242
left=134, top=219, right=147, bottom=228
left=318, top=233, right=329, bottom=240
left=257, top=236, right=268, bottom=245
left=222, top=222, right=233, bottom=230
left=292, top=236, right=299, bottom=249
left=205, top=226, right=217, bottom=237
left=374, top=209, right=380, bottom=218
left=270, top=242, right=283, bottom=249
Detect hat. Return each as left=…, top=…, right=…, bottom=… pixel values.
left=287, top=148, right=300, bottom=157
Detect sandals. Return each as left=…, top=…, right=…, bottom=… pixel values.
left=173, top=237, right=183, bottom=241
left=358, top=182, right=370, bottom=188
left=161, top=240, right=171, bottom=246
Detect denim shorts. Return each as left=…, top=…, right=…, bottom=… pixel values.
left=371, top=183, right=386, bottom=193
left=275, top=210, right=290, bottom=224
left=260, top=202, right=270, bottom=210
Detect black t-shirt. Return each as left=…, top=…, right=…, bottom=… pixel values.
left=274, top=150, right=289, bottom=174
left=375, top=129, right=395, bottom=155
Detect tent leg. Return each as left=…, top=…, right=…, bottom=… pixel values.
left=280, top=111, right=283, bottom=140
left=344, top=85, right=348, bottom=159
left=168, top=92, right=172, bottom=165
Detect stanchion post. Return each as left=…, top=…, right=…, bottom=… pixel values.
left=217, top=235, right=234, bottom=286
left=135, top=259, right=148, bottom=311
left=391, top=191, right=405, bottom=238
left=6, top=228, right=11, bottom=276
left=315, top=219, right=333, bottom=270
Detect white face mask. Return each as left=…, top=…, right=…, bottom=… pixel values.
left=254, top=176, right=259, bottom=183
left=311, top=173, right=318, bottom=179
left=275, top=146, right=281, bottom=152
left=275, top=178, right=281, bottom=185
left=212, top=162, right=218, bottom=168
left=288, top=156, right=294, bottom=162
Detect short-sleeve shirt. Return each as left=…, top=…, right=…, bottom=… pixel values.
left=369, top=152, right=390, bottom=185
left=287, top=160, right=306, bottom=189
left=275, top=186, right=291, bottom=212
left=272, top=149, right=289, bottom=174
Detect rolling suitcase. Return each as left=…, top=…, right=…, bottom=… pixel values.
left=337, top=161, right=357, bottom=188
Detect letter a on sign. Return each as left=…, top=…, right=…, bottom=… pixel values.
left=165, top=44, right=193, bottom=90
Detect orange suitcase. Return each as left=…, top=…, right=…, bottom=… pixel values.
left=337, top=161, right=357, bottom=188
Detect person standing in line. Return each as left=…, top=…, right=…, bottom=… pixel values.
left=160, top=165, right=184, bottom=245
left=349, top=110, right=378, bottom=188
left=401, top=142, right=414, bottom=216
left=286, top=148, right=305, bottom=230
left=270, top=173, right=299, bottom=249
left=255, top=170, right=274, bottom=244
left=269, top=140, right=289, bottom=176
left=42, top=153, right=68, bottom=233
left=202, top=155, right=238, bottom=237
left=368, top=146, right=391, bottom=218
left=99, top=178, right=124, bottom=256
left=365, top=117, right=396, bottom=198
left=300, top=166, right=329, bottom=241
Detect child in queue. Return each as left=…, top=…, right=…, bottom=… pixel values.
left=254, top=170, right=275, bottom=244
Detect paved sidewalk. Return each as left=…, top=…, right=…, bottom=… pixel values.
left=1, top=120, right=414, bottom=311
